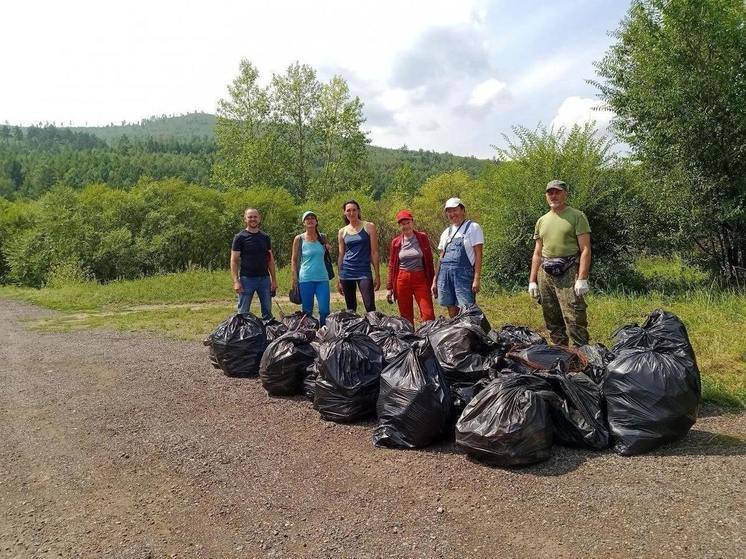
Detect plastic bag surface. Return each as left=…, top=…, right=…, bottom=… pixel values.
left=259, top=329, right=317, bottom=395
left=365, top=311, right=415, bottom=333
left=373, top=340, right=452, bottom=448
left=604, top=347, right=700, bottom=455
left=536, top=369, right=609, bottom=450
left=206, top=313, right=267, bottom=377
left=313, top=332, right=384, bottom=422
left=455, top=373, right=554, bottom=467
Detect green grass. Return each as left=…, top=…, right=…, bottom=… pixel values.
left=1, top=267, right=744, bottom=408
left=634, top=254, right=711, bottom=292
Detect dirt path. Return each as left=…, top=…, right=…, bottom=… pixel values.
left=0, top=299, right=744, bottom=558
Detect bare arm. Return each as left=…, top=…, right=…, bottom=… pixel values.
left=267, top=250, right=278, bottom=292
left=529, top=239, right=543, bottom=283
left=472, top=243, right=483, bottom=293
left=432, top=250, right=444, bottom=297
left=577, top=234, right=591, bottom=280
left=367, top=222, right=381, bottom=290
left=337, top=228, right=345, bottom=294
left=230, top=250, right=242, bottom=293
left=290, top=235, right=301, bottom=286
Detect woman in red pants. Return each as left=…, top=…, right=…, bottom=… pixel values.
left=386, top=210, right=436, bottom=325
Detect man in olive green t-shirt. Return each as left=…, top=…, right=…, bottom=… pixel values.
left=528, top=180, right=591, bottom=345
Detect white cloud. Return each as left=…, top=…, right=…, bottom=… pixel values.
left=467, top=79, right=509, bottom=107
left=512, top=56, right=574, bottom=95
left=551, top=96, right=615, bottom=130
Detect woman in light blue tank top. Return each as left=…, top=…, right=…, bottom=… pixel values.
left=337, top=200, right=380, bottom=312
left=291, top=211, right=332, bottom=325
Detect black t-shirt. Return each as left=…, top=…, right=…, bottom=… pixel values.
left=232, top=229, right=272, bottom=277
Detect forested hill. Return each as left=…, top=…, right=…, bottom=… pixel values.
left=67, top=113, right=488, bottom=190
left=0, top=114, right=489, bottom=199
left=68, top=112, right=218, bottom=141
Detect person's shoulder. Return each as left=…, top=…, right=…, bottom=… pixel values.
left=567, top=206, right=588, bottom=218
left=468, top=220, right=483, bottom=231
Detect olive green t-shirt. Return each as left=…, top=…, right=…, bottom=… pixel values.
left=533, top=206, right=591, bottom=258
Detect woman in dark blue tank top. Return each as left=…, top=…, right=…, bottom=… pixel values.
left=337, top=200, right=380, bottom=312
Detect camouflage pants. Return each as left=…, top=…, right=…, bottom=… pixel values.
left=538, top=265, right=589, bottom=346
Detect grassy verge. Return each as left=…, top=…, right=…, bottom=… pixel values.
left=1, top=268, right=744, bottom=408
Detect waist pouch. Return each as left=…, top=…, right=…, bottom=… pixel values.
left=541, top=256, right=577, bottom=277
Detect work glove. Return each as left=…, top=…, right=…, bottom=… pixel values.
left=528, top=282, right=539, bottom=299
left=574, top=279, right=589, bottom=297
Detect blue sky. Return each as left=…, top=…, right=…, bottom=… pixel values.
left=1, top=0, right=631, bottom=157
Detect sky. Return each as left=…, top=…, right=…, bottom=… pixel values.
left=1, top=0, right=631, bottom=158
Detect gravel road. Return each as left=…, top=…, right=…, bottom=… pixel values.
left=1, top=299, right=744, bottom=558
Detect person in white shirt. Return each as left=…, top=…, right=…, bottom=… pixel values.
left=431, top=197, right=485, bottom=318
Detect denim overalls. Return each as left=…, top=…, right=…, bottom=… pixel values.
left=437, top=220, right=475, bottom=307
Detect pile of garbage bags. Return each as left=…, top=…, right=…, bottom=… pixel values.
left=205, top=306, right=701, bottom=466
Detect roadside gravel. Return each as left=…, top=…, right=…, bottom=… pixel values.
left=0, top=299, right=744, bottom=558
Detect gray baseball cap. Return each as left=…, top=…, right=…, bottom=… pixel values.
left=546, top=179, right=568, bottom=192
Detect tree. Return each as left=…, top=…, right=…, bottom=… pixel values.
left=271, top=62, right=321, bottom=199
left=213, top=59, right=288, bottom=189
left=594, top=0, right=746, bottom=282
left=479, top=125, right=637, bottom=289
left=310, top=76, right=371, bottom=198
left=391, top=163, right=418, bottom=201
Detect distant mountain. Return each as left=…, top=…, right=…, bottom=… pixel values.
left=2, top=113, right=490, bottom=199
left=68, top=112, right=217, bottom=141
left=64, top=113, right=491, bottom=193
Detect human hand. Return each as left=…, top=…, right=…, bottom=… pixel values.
left=337, top=281, right=344, bottom=295
left=472, top=277, right=481, bottom=294
left=233, top=280, right=242, bottom=294
left=528, top=282, right=539, bottom=299
left=373, top=277, right=381, bottom=291
left=431, top=283, right=438, bottom=299
left=574, top=279, right=589, bottom=297
left=386, top=290, right=395, bottom=304
left=271, top=278, right=278, bottom=293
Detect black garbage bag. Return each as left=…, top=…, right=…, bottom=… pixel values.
left=263, top=318, right=289, bottom=343
left=206, top=313, right=267, bottom=377
left=508, top=345, right=588, bottom=372
left=205, top=344, right=221, bottom=369
left=452, top=304, right=491, bottom=333
left=365, top=311, right=415, bottom=333
left=313, top=332, right=384, bottom=422
left=373, top=340, right=452, bottom=448
left=612, top=309, right=697, bottom=362
left=451, top=377, right=491, bottom=418
left=281, top=311, right=320, bottom=333
left=303, top=363, right=318, bottom=401
left=487, top=355, right=536, bottom=377
left=489, top=325, right=547, bottom=354
left=604, top=347, right=700, bottom=455
left=415, top=316, right=449, bottom=337
left=535, top=368, right=609, bottom=450
left=428, top=319, right=498, bottom=385
left=321, top=310, right=371, bottom=339
left=455, top=373, right=554, bottom=467
left=577, top=343, right=615, bottom=384
left=259, top=329, right=317, bottom=396
left=368, top=329, right=421, bottom=365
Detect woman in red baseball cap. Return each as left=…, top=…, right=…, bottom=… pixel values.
left=386, top=210, right=436, bottom=324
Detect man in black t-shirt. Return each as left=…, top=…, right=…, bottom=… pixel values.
left=230, top=208, right=278, bottom=319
